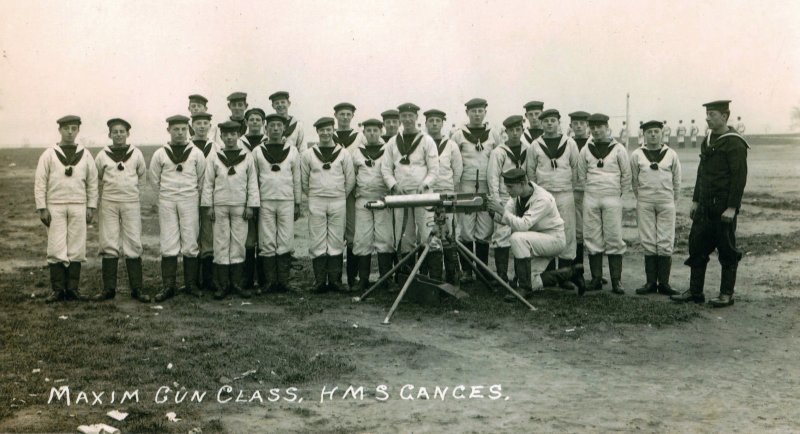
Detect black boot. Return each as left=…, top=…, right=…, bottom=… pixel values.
left=276, top=253, right=293, bottom=292
left=635, top=256, right=658, bottom=295
left=357, top=255, right=372, bottom=291
left=588, top=254, right=604, bottom=291
left=671, top=265, right=706, bottom=303
left=507, top=257, right=532, bottom=301
left=459, top=241, right=475, bottom=282
left=65, top=262, right=84, bottom=300
left=311, top=256, right=328, bottom=293
left=213, top=264, right=229, bottom=299
left=183, top=256, right=202, bottom=297
left=475, top=241, right=490, bottom=268
left=327, top=254, right=344, bottom=292
left=608, top=254, right=624, bottom=294
left=229, top=262, right=250, bottom=298
left=545, top=258, right=557, bottom=272
left=493, top=247, right=510, bottom=286
left=94, top=257, right=118, bottom=301
left=154, top=256, right=178, bottom=302
left=259, top=256, right=277, bottom=294
left=255, top=249, right=266, bottom=289
left=242, top=248, right=256, bottom=289
left=541, top=267, right=574, bottom=287
left=575, top=243, right=584, bottom=267
left=200, top=256, right=216, bottom=293
left=557, top=259, right=577, bottom=290
left=346, top=246, right=359, bottom=290
left=426, top=251, right=444, bottom=282
left=46, top=263, right=67, bottom=303
left=656, top=256, right=678, bottom=295
left=126, top=258, right=149, bottom=302
left=377, top=252, right=396, bottom=291
left=709, top=266, right=737, bottom=307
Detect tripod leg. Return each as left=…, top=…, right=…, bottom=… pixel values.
left=382, top=244, right=431, bottom=325
left=455, top=240, right=537, bottom=311
left=357, top=245, right=422, bottom=301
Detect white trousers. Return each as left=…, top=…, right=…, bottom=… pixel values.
left=46, top=203, right=87, bottom=265
left=199, top=209, right=214, bottom=258
left=213, top=205, right=248, bottom=264
left=458, top=180, right=493, bottom=243
left=583, top=194, right=626, bottom=255
left=394, top=206, right=433, bottom=254
left=159, top=198, right=199, bottom=257
left=98, top=200, right=142, bottom=259
left=636, top=201, right=676, bottom=255
left=259, top=200, right=295, bottom=257
left=511, top=230, right=566, bottom=286
left=353, top=197, right=394, bottom=256
left=574, top=191, right=584, bottom=242
left=308, top=197, right=346, bottom=258
left=552, top=190, right=576, bottom=260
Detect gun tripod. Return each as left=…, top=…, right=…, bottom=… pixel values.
left=354, top=204, right=537, bottom=324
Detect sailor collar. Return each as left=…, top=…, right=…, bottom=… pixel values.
left=104, top=145, right=135, bottom=171
left=53, top=143, right=86, bottom=176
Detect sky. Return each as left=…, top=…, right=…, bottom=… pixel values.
left=1, top=0, right=799, bottom=147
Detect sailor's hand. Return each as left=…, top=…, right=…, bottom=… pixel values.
left=243, top=207, right=255, bottom=220
left=721, top=207, right=737, bottom=223
left=416, top=184, right=430, bottom=194
left=38, top=209, right=51, bottom=227
left=487, top=198, right=505, bottom=214
left=294, top=203, right=302, bottom=221
left=86, top=208, right=95, bottom=224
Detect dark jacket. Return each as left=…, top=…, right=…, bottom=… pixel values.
left=692, top=126, right=749, bottom=211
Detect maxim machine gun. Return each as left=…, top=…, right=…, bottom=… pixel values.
left=355, top=192, right=536, bottom=324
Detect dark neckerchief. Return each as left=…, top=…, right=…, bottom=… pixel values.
left=313, top=145, right=342, bottom=170
left=396, top=132, right=423, bottom=164
left=515, top=186, right=534, bottom=217
left=588, top=140, right=615, bottom=168
left=242, top=134, right=263, bottom=152
left=192, top=139, right=214, bottom=157
left=282, top=117, right=297, bottom=138
left=165, top=143, right=193, bottom=172
left=359, top=144, right=385, bottom=167
left=642, top=146, right=668, bottom=170
left=105, top=145, right=134, bottom=171
left=55, top=144, right=84, bottom=176
left=464, top=125, right=490, bottom=151
left=538, top=136, right=567, bottom=169
left=217, top=148, right=247, bottom=175
left=334, top=130, right=358, bottom=148
left=574, top=137, right=589, bottom=150
left=261, top=143, right=291, bottom=171
left=504, top=144, right=526, bottom=168
left=433, top=137, right=448, bottom=156
left=524, top=128, right=544, bottom=144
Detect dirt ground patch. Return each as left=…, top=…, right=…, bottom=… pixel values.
left=1, top=145, right=800, bottom=433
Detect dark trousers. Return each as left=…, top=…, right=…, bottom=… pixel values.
left=684, top=206, right=743, bottom=268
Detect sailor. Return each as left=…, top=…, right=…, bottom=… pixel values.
left=238, top=107, right=267, bottom=290
left=381, top=109, right=401, bottom=143
left=35, top=115, right=98, bottom=302
left=190, top=111, right=218, bottom=294
left=568, top=111, right=592, bottom=290
left=676, top=120, right=687, bottom=149
left=201, top=121, right=260, bottom=299
left=253, top=113, right=303, bottom=293
left=226, top=92, right=249, bottom=136
left=301, top=117, right=356, bottom=293
left=690, top=119, right=700, bottom=148
left=149, top=115, right=207, bottom=302
left=630, top=120, right=681, bottom=297
left=523, top=101, right=545, bottom=145
left=92, top=118, right=149, bottom=302
left=269, top=91, right=305, bottom=152
left=577, top=113, right=631, bottom=294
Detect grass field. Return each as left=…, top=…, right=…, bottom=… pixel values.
left=1, top=137, right=799, bottom=433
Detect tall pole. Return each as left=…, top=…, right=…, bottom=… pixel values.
left=626, top=93, right=631, bottom=149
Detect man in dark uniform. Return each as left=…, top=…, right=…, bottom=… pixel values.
left=523, top=101, right=545, bottom=145
left=672, top=100, right=748, bottom=308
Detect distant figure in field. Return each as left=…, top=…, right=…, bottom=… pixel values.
left=676, top=120, right=687, bottom=148
left=690, top=120, right=700, bottom=147
left=619, top=121, right=629, bottom=145
left=638, top=121, right=644, bottom=146
left=736, top=116, right=746, bottom=134
left=661, top=120, right=671, bottom=145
